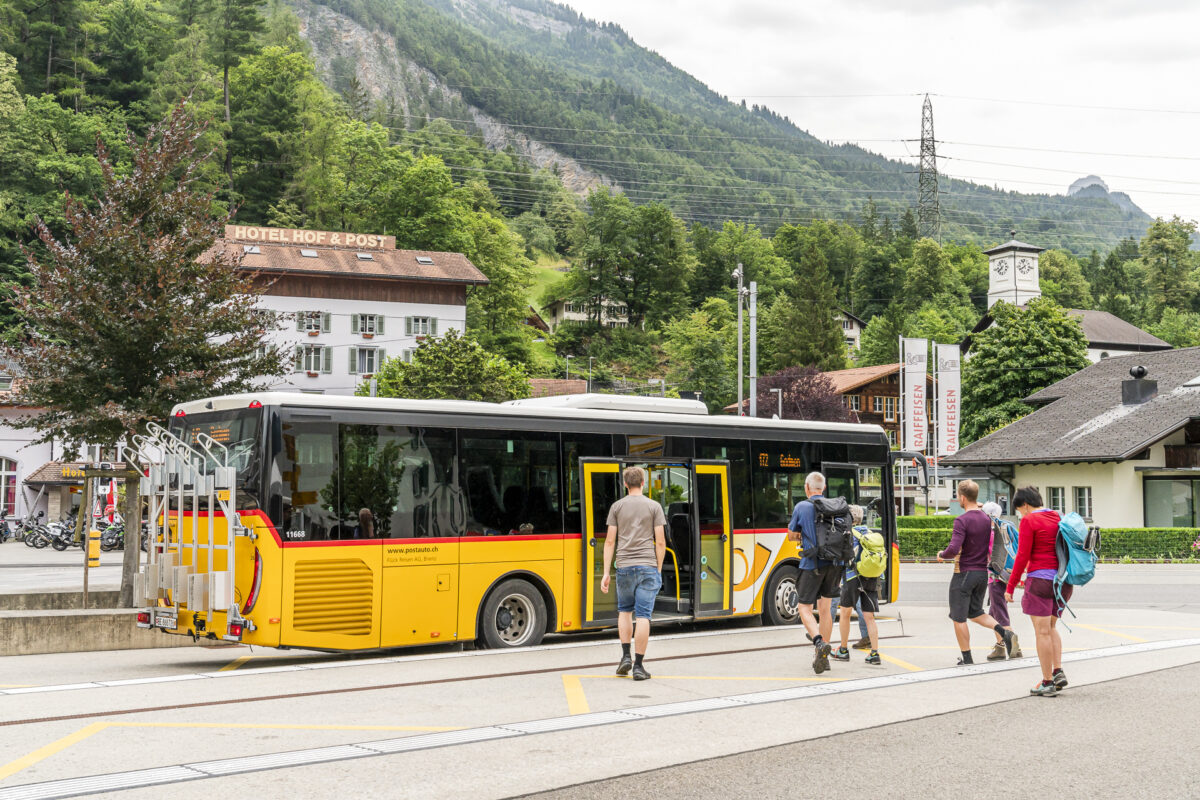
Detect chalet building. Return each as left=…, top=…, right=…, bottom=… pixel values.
left=963, top=235, right=1170, bottom=363
left=543, top=297, right=630, bottom=332
left=0, top=370, right=56, bottom=521
left=942, top=347, right=1200, bottom=527
left=825, top=363, right=934, bottom=450
left=836, top=309, right=866, bottom=356
left=222, top=225, right=488, bottom=395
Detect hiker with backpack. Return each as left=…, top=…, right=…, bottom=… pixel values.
left=832, top=504, right=884, bottom=666
left=982, top=501, right=1022, bottom=661
left=1005, top=486, right=1070, bottom=697
left=937, top=480, right=1017, bottom=665
left=787, top=471, right=850, bottom=675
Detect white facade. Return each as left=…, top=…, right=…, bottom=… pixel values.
left=543, top=298, right=629, bottom=332
left=987, top=245, right=1042, bottom=309
left=836, top=311, right=864, bottom=355
left=0, top=407, right=56, bottom=521
left=258, top=295, right=467, bottom=395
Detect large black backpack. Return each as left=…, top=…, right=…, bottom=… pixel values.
left=805, top=496, right=854, bottom=563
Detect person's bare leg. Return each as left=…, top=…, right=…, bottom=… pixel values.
left=618, top=611, right=633, bottom=645
left=1050, top=616, right=1063, bottom=671
left=970, top=612, right=1000, bottom=630
left=953, top=620, right=971, bottom=651
left=817, top=596, right=834, bottom=643
left=1032, top=615, right=1054, bottom=681
left=838, top=606, right=851, bottom=650
left=798, top=603, right=820, bottom=641
left=865, top=612, right=879, bottom=651
left=634, top=617, right=650, bottom=656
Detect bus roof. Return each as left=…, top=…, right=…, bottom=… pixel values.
left=172, top=392, right=887, bottom=439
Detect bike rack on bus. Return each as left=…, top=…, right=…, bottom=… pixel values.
left=133, top=421, right=254, bottom=640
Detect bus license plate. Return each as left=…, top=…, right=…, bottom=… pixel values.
left=154, top=610, right=177, bottom=629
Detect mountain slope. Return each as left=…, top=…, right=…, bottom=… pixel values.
left=296, top=0, right=1151, bottom=253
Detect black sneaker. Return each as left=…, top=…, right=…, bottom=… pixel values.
left=1052, top=669, right=1068, bottom=690
left=813, top=641, right=832, bottom=675
left=616, top=655, right=632, bottom=676
left=832, top=647, right=850, bottom=662
left=852, top=637, right=872, bottom=651
left=632, top=663, right=651, bottom=681
left=865, top=651, right=881, bottom=665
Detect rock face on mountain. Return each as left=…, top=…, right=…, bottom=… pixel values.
left=1069, top=175, right=1109, bottom=196
left=1068, top=176, right=1140, bottom=214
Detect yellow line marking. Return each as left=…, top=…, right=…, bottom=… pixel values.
left=1074, top=623, right=1148, bottom=643
left=563, top=674, right=590, bottom=715
left=0, top=721, right=460, bottom=781
left=217, top=655, right=253, bottom=672
left=1101, top=624, right=1200, bottom=632
left=0, top=722, right=109, bottom=781
left=877, top=653, right=923, bottom=672
left=0, top=684, right=35, bottom=688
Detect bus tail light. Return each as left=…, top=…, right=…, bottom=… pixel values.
left=173, top=410, right=186, bottom=418
left=227, top=623, right=243, bottom=638
left=248, top=400, right=263, bottom=409
left=136, top=611, right=151, bottom=626
left=242, top=550, right=263, bottom=613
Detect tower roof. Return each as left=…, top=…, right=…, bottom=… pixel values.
left=983, top=238, right=1045, bottom=256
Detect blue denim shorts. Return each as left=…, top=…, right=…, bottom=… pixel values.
left=616, top=565, right=662, bottom=619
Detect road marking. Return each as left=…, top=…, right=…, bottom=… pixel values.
left=1, top=639, right=1196, bottom=799
left=1074, top=623, right=1148, bottom=643
left=1103, top=624, right=1200, bottom=632
left=0, top=721, right=460, bottom=781
left=562, top=675, right=589, bottom=715
left=0, top=685, right=34, bottom=689
left=217, top=656, right=253, bottom=672
left=877, top=653, right=923, bottom=672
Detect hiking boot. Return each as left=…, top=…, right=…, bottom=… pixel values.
left=852, top=637, right=872, bottom=650
left=632, top=664, right=651, bottom=681
left=1008, top=633, right=1023, bottom=659
left=813, top=641, right=832, bottom=675
left=1052, top=669, right=1068, bottom=690
left=616, top=655, right=632, bottom=676
left=832, top=647, right=850, bottom=662
left=1004, top=630, right=1020, bottom=658
left=865, top=651, right=881, bottom=665
left=986, top=642, right=1007, bottom=661
left=1030, top=681, right=1058, bottom=697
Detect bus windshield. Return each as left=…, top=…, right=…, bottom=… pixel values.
left=168, top=409, right=263, bottom=509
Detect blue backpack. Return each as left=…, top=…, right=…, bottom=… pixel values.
left=1054, top=512, right=1100, bottom=622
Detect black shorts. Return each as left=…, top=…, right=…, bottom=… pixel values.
left=797, top=564, right=841, bottom=606
left=948, top=570, right=988, bottom=623
left=839, top=576, right=881, bottom=614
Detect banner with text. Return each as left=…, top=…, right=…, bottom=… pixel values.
left=936, top=343, right=961, bottom=458
left=901, top=337, right=928, bottom=452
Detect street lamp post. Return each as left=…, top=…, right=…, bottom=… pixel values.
left=565, top=355, right=573, bottom=381
left=732, top=263, right=744, bottom=415
left=588, top=356, right=594, bottom=393
left=769, top=387, right=782, bottom=419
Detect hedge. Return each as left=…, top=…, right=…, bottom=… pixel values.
left=897, top=527, right=1200, bottom=562
left=896, top=516, right=955, bottom=529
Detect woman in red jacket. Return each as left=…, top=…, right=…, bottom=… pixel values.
left=1005, top=486, right=1071, bottom=697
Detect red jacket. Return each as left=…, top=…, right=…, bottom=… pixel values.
left=1006, top=509, right=1061, bottom=595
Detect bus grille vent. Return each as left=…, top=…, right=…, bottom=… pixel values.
left=291, top=559, right=374, bottom=635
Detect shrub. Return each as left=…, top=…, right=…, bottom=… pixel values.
left=897, top=528, right=952, bottom=560
left=896, top=526, right=1200, bottom=562
left=896, top=516, right=956, bottom=530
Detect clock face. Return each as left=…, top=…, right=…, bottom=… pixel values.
left=1017, top=257, right=1033, bottom=275
left=992, top=258, right=1009, bottom=276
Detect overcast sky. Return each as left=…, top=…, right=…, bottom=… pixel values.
left=561, top=0, right=1200, bottom=233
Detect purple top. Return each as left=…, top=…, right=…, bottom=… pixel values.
left=939, top=509, right=992, bottom=572
left=1028, top=568, right=1057, bottom=580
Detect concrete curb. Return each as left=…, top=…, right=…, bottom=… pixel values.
left=0, top=591, right=122, bottom=611
left=0, top=608, right=199, bottom=656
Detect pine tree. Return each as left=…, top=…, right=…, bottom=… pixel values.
left=207, top=0, right=265, bottom=180
left=762, top=242, right=845, bottom=371
left=1139, top=216, right=1198, bottom=321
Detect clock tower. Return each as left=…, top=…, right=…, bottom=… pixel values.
left=985, top=230, right=1045, bottom=309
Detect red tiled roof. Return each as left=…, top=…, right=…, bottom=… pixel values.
left=529, top=379, right=587, bottom=398
left=824, top=363, right=934, bottom=394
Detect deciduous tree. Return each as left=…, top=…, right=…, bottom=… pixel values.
left=754, top=365, right=852, bottom=423
left=365, top=329, right=530, bottom=403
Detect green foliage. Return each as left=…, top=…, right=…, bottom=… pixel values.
left=903, top=296, right=979, bottom=345
left=1147, top=308, right=1200, bottom=348
left=761, top=241, right=846, bottom=372
left=1038, top=249, right=1093, bottom=308
left=902, top=239, right=967, bottom=309
left=961, top=299, right=1089, bottom=444
left=896, top=529, right=952, bottom=560
left=1096, top=529, right=1199, bottom=561
left=896, top=516, right=955, bottom=529
left=366, top=329, right=530, bottom=403
left=856, top=306, right=905, bottom=367
left=1138, top=216, right=1198, bottom=322
left=662, top=297, right=735, bottom=412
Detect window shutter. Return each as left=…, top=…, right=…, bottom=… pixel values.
left=351, top=314, right=359, bottom=334
left=405, top=316, right=413, bottom=336
left=376, top=315, right=384, bottom=335
left=348, top=347, right=358, bottom=374
left=377, top=348, right=386, bottom=371
left=322, top=346, right=332, bottom=373
left=295, top=313, right=304, bottom=332
left=430, top=317, right=438, bottom=336
left=322, top=312, right=331, bottom=333
left=294, top=345, right=303, bottom=371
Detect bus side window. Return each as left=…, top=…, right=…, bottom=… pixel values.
left=563, top=433, right=612, bottom=534
left=277, top=418, right=338, bottom=541
left=458, top=429, right=563, bottom=536
left=750, top=440, right=819, bottom=529
left=696, top=438, right=751, bottom=529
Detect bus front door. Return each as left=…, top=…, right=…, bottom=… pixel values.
left=580, top=459, right=622, bottom=629
left=692, top=461, right=733, bottom=618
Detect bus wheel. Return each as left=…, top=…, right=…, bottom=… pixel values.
left=762, top=565, right=800, bottom=626
left=480, top=579, right=547, bottom=649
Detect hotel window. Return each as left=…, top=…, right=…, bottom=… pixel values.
left=1073, top=486, right=1093, bottom=521
left=846, top=395, right=861, bottom=412
left=884, top=396, right=897, bottom=421
left=1047, top=486, right=1065, bottom=512
left=886, top=429, right=897, bottom=448
left=348, top=347, right=384, bottom=375
left=352, top=314, right=385, bottom=335
left=0, top=458, right=16, bottom=517
left=297, top=311, right=330, bottom=334
left=0, top=375, right=12, bottom=392
left=841, top=318, right=853, bottom=330
left=406, top=316, right=437, bottom=336
left=401, top=349, right=417, bottom=363
left=872, top=396, right=885, bottom=414
left=295, top=344, right=332, bottom=374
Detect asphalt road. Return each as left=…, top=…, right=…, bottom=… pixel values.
left=524, top=660, right=1200, bottom=800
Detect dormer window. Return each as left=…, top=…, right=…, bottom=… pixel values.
left=242, top=245, right=261, bottom=254
left=356, top=252, right=373, bottom=260
left=300, top=249, right=318, bottom=258
left=415, top=256, right=434, bottom=265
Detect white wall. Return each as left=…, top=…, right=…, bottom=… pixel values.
left=0, top=408, right=55, bottom=521
left=1087, top=347, right=1157, bottom=364
left=257, top=295, right=467, bottom=395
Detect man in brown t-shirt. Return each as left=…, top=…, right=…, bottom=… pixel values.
left=601, top=466, right=666, bottom=681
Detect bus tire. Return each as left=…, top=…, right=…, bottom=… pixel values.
left=479, top=579, right=547, bottom=649
left=762, top=564, right=801, bottom=626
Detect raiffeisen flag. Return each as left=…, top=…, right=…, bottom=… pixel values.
left=901, top=338, right=928, bottom=452
left=936, top=343, right=961, bottom=458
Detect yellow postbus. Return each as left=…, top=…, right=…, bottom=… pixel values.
left=134, top=393, right=917, bottom=650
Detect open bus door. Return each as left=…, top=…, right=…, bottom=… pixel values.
left=579, top=458, right=733, bottom=628
left=887, top=450, right=929, bottom=603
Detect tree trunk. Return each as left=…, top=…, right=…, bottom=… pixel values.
left=119, top=469, right=143, bottom=608
left=223, top=64, right=232, bottom=180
